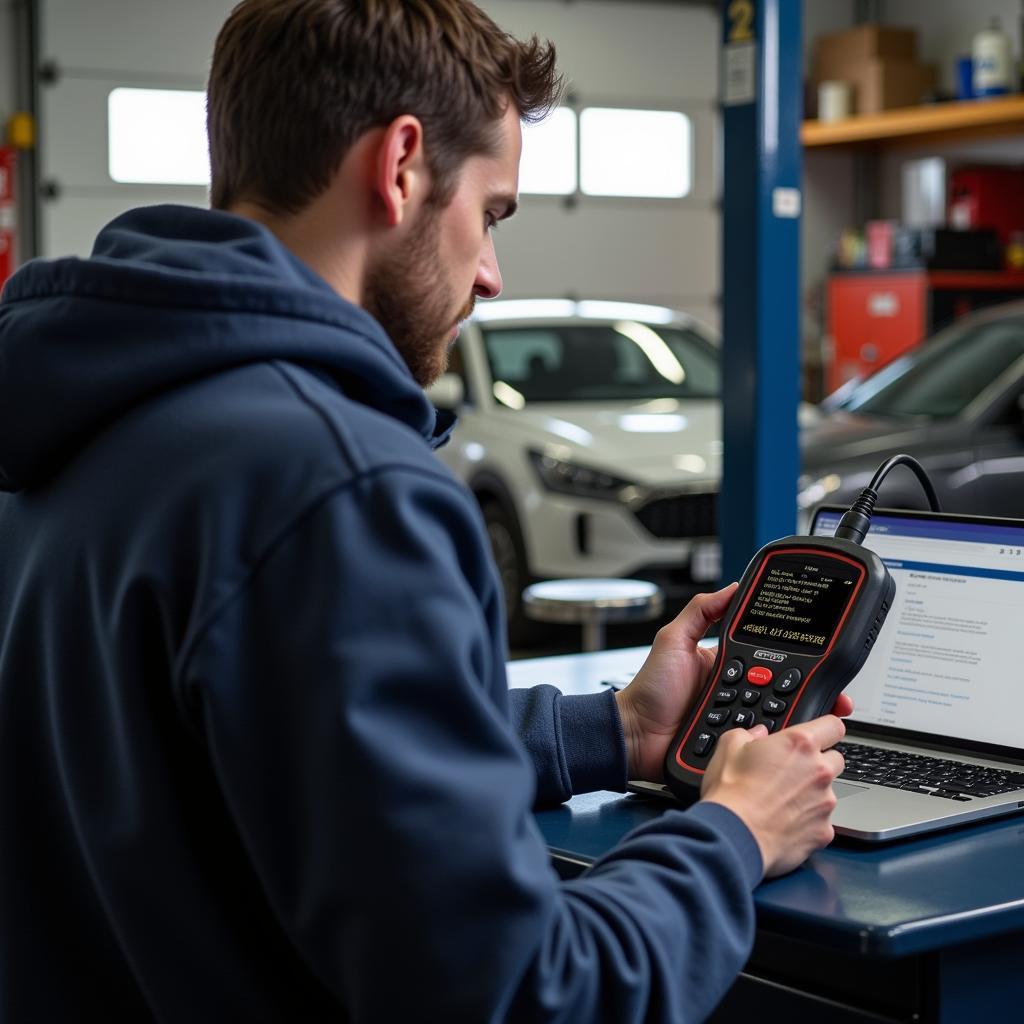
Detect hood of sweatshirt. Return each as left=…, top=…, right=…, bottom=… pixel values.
left=0, top=204, right=452, bottom=492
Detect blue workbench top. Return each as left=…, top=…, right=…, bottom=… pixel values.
left=535, top=780, right=1024, bottom=958
left=512, top=648, right=1024, bottom=959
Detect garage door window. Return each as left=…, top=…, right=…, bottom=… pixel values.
left=580, top=108, right=692, bottom=198
left=519, top=106, right=576, bottom=195
left=106, top=89, right=692, bottom=203
left=108, top=88, right=209, bottom=186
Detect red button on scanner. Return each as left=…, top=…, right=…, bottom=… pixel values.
left=746, top=666, right=773, bottom=686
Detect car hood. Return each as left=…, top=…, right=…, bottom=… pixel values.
left=507, top=399, right=721, bottom=487
left=800, top=410, right=958, bottom=470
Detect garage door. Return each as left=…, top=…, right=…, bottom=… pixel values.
left=38, top=0, right=719, bottom=326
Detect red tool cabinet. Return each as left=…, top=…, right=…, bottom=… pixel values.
left=826, top=269, right=1024, bottom=393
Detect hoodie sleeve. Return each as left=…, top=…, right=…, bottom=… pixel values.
left=508, top=686, right=629, bottom=806
left=180, top=466, right=761, bottom=1024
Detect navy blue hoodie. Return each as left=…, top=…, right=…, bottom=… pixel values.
left=0, top=206, right=761, bottom=1022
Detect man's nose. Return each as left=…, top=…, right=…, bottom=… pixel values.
left=474, top=234, right=503, bottom=299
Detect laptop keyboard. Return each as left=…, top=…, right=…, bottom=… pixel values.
left=836, top=742, right=1024, bottom=801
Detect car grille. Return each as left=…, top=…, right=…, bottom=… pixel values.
left=634, top=492, right=717, bottom=539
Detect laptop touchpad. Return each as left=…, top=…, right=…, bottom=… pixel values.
left=833, top=782, right=869, bottom=799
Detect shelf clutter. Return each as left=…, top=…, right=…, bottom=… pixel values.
left=804, top=20, right=1024, bottom=149
left=813, top=25, right=937, bottom=119
left=804, top=20, right=1024, bottom=395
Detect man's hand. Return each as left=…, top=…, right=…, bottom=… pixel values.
left=615, top=584, right=738, bottom=783
left=614, top=585, right=854, bottom=783
left=701, top=716, right=847, bottom=877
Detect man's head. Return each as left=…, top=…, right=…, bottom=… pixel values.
left=207, top=0, right=562, bottom=384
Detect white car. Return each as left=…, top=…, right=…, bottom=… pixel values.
left=427, top=299, right=723, bottom=643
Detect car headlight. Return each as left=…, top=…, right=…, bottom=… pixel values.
left=527, top=449, right=638, bottom=501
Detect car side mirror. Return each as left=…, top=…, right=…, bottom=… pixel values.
left=426, top=373, right=465, bottom=411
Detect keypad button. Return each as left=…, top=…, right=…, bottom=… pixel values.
left=763, top=697, right=787, bottom=716
left=722, top=659, right=744, bottom=683
left=733, top=709, right=756, bottom=728
left=746, top=666, right=773, bottom=686
left=705, top=709, right=732, bottom=727
left=713, top=688, right=737, bottom=705
left=740, top=688, right=761, bottom=706
left=775, top=668, right=802, bottom=693
left=694, top=731, right=716, bottom=756
left=761, top=718, right=778, bottom=733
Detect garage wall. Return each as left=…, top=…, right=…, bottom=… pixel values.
left=0, top=2, right=16, bottom=121
left=36, top=0, right=721, bottom=327
left=35, top=0, right=235, bottom=261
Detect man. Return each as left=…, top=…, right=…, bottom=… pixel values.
left=0, top=1, right=847, bottom=1020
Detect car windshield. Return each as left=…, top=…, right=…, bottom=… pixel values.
left=481, top=322, right=720, bottom=403
left=840, top=317, right=1024, bottom=419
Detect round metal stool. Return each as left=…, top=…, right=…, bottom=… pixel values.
left=521, top=578, right=665, bottom=652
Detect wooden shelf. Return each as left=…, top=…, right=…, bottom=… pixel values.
left=802, top=95, right=1024, bottom=149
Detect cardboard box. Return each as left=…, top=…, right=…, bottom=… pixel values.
left=846, top=58, right=937, bottom=113
left=818, top=55, right=937, bottom=114
left=816, top=24, right=918, bottom=79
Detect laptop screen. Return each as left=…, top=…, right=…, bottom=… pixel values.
left=811, top=507, right=1024, bottom=752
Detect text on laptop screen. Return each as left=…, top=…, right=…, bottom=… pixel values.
left=812, top=510, right=1024, bottom=750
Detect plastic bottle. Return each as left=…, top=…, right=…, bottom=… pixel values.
left=973, top=17, right=1013, bottom=97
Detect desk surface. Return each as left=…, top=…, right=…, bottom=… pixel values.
left=509, top=647, right=1024, bottom=958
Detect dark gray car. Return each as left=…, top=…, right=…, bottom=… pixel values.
left=799, top=302, right=1024, bottom=523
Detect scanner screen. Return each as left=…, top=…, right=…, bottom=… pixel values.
left=734, top=554, right=860, bottom=653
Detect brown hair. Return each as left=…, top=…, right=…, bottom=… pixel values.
left=207, top=0, right=562, bottom=213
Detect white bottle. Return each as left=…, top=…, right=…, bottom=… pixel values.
left=973, top=18, right=1013, bottom=97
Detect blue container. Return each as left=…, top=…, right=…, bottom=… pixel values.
left=956, top=56, right=974, bottom=100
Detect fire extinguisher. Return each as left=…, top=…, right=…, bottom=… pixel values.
left=0, top=147, right=15, bottom=293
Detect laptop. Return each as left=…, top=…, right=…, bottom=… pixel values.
left=630, top=506, right=1024, bottom=842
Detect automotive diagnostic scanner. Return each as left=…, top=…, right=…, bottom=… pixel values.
left=664, top=454, right=939, bottom=797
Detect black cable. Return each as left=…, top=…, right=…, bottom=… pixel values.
left=867, top=454, right=942, bottom=513
left=833, top=453, right=941, bottom=545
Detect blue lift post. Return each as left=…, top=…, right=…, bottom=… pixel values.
left=719, top=0, right=802, bottom=585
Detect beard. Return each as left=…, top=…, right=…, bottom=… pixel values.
left=363, top=205, right=475, bottom=388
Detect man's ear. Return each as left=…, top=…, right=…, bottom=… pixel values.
left=374, top=115, right=428, bottom=228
